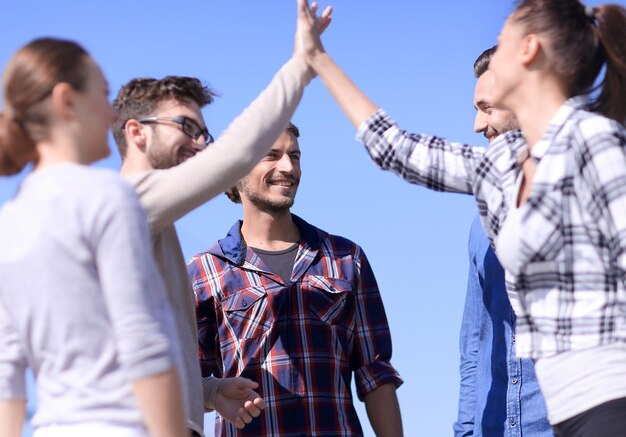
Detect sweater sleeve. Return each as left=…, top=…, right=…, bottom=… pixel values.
left=93, top=178, right=178, bottom=381
left=128, top=58, right=314, bottom=234
left=0, top=300, right=27, bottom=400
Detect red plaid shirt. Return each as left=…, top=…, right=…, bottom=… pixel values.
left=188, top=215, right=402, bottom=436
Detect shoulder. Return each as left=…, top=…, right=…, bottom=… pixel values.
left=33, top=165, right=138, bottom=211
left=89, top=167, right=138, bottom=197
left=565, top=110, right=626, bottom=171
left=79, top=167, right=143, bottom=215
left=322, top=232, right=368, bottom=261
left=187, top=242, right=228, bottom=275
left=572, top=109, right=625, bottom=142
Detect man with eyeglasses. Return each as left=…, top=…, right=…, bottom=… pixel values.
left=111, top=56, right=315, bottom=435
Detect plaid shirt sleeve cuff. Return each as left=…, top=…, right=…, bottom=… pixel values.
left=355, top=108, right=391, bottom=148
left=354, top=360, right=403, bottom=401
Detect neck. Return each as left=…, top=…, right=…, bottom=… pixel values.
left=34, top=136, right=84, bottom=171
left=240, top=207, right=300, bottom=251
left=504, top=76, right=567, bottom=149
left=120, top=149, right=154, bottom=175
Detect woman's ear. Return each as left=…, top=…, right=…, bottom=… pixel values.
left=49, top=82, right=76, bottom=121
left=520, top=33, right=542, bottom=67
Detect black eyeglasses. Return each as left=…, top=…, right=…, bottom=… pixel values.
left=136, top=115, right=214, bottom=145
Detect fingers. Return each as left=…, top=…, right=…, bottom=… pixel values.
left=297, top=0, right=309, bottom=15
left=234, top=416, right=245, bottom=429
left=314, top=5, right=333, bottom=34
left=319, top=17, right=332, bottom=34
left=253, top=396, right=266, bottom=410
left=227, top=396, right=266, bottom=429
left=319, top=5, right=332, bottom=21
left=243, top=399, right=262, bottom=418
left=233, top=405, right=254, bottom=429
left=317, top=6, right=333, bottom=34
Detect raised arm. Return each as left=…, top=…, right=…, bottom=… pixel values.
left=297, top=0, right=377, bottom=129
left=131, top=0, right=333, bottom=234
left=296, top=0, right=485, bottom=195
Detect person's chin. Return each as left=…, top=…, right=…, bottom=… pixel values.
left=95, top=143, right=111, bottom=162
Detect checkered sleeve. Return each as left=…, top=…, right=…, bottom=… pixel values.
left=356, top=109, right=485, bottom=195
left=350, top=245, right=403, bottom=400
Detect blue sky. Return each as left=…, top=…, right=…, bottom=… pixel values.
left=2, top=1, right=616, bottom=436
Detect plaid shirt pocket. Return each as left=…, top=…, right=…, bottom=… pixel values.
left=307, top=276, right=352, bottom=326
left=220, top=286, right=271, bottom=340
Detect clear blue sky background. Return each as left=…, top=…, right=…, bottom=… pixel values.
left=1, top=1, right=616, bottom=436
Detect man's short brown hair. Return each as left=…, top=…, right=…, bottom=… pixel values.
left=112, top=76, right=216, bottom=157
left=225, top=122, right=300, bottom=204
left=473, top=46, right=497, bottom=78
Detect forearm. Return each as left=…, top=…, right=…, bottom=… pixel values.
left=131, top=57, right=314, bottom=233
left=310, top=52, right=378, bottom=129
left=0, top=400, right=25, bottom=437
left=132, top=368, right=187, bottom=437
left=364, top=384, right=403, bottom=437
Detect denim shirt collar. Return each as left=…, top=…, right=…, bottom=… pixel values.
left=210, top=213, right=322, bottom=266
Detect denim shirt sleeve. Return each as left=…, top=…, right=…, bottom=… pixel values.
left=453, top=223, right=483, bottom=436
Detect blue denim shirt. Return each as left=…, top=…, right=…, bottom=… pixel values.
left=453, top=217, right=552, bottom=437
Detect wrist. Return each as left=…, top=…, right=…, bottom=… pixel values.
left=308, top=51, right=329, bottom=73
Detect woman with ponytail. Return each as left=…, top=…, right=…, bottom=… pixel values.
left=295, top=0, right=626, bottom=434
left=0, top=39, right=187, bottom=437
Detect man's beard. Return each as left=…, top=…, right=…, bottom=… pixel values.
left=147, top=142, right=177, bottom=170
left=486, top=116, right=520, bottom=139
left=239, top=180, right=297, bottom=214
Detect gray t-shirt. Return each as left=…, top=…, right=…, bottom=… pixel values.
left=0, top=164, right=180, bottom=428
left=252, top=243, right=299, bottom=284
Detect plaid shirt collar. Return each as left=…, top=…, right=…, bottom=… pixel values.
left=209, top=213, right=322, bottom=266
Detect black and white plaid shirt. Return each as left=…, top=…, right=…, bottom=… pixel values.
left=357, top=100, right=626, bottom=359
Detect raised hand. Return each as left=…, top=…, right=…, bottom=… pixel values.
left=215, top=377, right=266, bottom=429
left=294, top=0, right=333, bottom=65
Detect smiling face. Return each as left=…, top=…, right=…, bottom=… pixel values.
left=473, top=70, right=518, bottom=142
left=238, top=130, right=301, bottom=214
left=143, top=99, right=208, bottom=169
